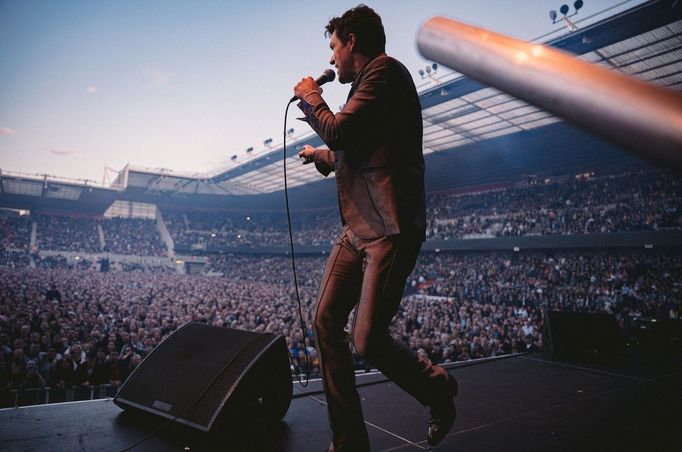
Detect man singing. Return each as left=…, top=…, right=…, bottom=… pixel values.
left=293, top=5, right=458, bottom=451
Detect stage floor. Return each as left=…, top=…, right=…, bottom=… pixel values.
left=1, top=352, right=680, bottom=451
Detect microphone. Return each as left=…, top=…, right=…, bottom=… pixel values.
left=290, top=69, right=336, bottom=102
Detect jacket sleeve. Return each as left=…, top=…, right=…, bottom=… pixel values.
left=313, top=148, right=336, bottom=177
left=297, top=102, right=335, bottom=176
left=297, top=60, right=391, bottom=153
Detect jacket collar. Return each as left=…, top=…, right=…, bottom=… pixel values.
left=351, top=52, right=388, bottom=90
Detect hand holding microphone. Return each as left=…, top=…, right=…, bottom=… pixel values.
left=291, top=69, right=336, bottom=103
left=291, top=70, right=336, bottom=165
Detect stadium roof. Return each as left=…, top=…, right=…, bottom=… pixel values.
left=202, top=0, right=682, bottom=194
left=1, top=0, right=680, bottom=214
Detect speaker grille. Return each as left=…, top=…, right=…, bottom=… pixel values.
left=114, top=323, right=292, bottom=431
left=544, top=310, right=628, bottom=364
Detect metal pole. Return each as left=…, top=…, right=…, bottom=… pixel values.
left=417, top=17, right=682, bottom=170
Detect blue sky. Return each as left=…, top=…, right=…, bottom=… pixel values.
left=0, top=0, right=645, bottom=183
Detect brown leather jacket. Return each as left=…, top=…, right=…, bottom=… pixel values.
left=298, top=54, right=425, bottom=240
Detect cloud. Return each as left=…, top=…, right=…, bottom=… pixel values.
left=142, top=65, right=173, bottom=88
left=48, top=148, right=80, bottom=156
left=86, top=86, right=97, bottom=93
left=0, top=128, right=14, bottom=136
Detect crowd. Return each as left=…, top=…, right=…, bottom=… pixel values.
left=35, top=215, right=102, bottom=253
left=1, top=248, right=679, bottom=401
left=426, top=170, right=681, bottom=239
left=165, top=209, right=340, bottom=249
left=0, top=215, right=32, bottom=251
left=1, top=168, right=680, bottom=406
left=161, top=170, right=681, bottom=248
left=102, top=218, right=166, bottom=256
left=34, top=254, right=93, bottom=271
left=0, top=250, right=30, bottom=268
left=426, top=198, right=681, bottom=239
left=5, top=215, right=167, bottom=258
left=396, top=250, right=680, bottom=362
left=0, top=260, right=320, bottom=398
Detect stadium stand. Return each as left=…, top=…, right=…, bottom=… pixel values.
left=35, top=215, right=101, bottom=253
left=101, top=217, right=166, bottom=256
left=164, top=170, right=681, bottom=249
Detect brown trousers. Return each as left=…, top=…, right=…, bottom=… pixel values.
left=314, top=226, right=450, bottom=451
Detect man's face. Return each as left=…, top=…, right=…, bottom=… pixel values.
left=329, top=31, right=354, bottom=84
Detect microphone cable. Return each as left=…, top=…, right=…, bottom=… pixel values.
left=282, top=98, right=311, bottom=387
left=118, top=97, right=315, bottom=451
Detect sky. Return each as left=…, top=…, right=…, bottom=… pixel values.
left=0, top=0, right=647, bottom=185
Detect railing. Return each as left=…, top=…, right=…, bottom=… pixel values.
left=0, top=168, right=113, bottom=189
left=0, top=385, right=118, bottom=409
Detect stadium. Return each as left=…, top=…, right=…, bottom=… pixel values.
left=1, top=1, right=681, bottom=450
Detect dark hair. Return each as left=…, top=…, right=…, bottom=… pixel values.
left=325, top=4, right=385, bottom=58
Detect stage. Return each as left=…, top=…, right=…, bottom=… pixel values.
left=1, top=351, right=680, bottom=451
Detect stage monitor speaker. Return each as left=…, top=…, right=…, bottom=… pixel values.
left=114, top=322, right=292, bottom=432
left=544, top=310, right=628, bottom=365
left=655, top=319, right=682, bottom=351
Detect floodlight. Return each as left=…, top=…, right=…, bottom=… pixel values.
left=560, top=4, right=569, bottom=15
left=549, top=10, right=557, bottom=21
left=574, top=0, right=583, bottom=11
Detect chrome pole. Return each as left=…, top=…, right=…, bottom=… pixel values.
left=417, top=17, right=682, bottom=170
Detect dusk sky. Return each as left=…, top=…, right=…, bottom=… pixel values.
left=0, top=0, right=645, bottom=184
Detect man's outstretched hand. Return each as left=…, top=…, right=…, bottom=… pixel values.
left=298, top=144, right=316, bottom=164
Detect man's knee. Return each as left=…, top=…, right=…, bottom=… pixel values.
left=313, top=310, right=331, bottom=336
left=314, top=307, right=345, bottom=340
left=352, top=330, right=384, bottom=359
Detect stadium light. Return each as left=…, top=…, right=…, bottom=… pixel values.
left=420, top=64, right=441, bottom=86
left=549, top=0, right=583, bottom=30
left=418, top=64, right=438, bottom=79
left=246, top=147, right=254, bottom=153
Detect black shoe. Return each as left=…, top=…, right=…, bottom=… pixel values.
left=427, top=374, right=458, bottom=447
